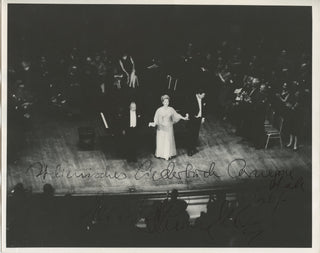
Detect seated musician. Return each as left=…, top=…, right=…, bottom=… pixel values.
left=234, top=77, right=260, bottom=137
left=112, top=67, right=124, bottom=90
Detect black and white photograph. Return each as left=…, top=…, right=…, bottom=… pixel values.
left=1, top=0, right=319, bottom=251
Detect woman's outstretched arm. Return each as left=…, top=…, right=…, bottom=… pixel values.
left=172, top=107, right=189, bottom=123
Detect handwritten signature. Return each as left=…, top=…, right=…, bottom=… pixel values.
left=134, top=160, right=221, bottom=181
left=22, top=158, right=306, bottom=246
left=26, top=162, right=127, bottom=180
left=25, top=159, right=303, bottom=191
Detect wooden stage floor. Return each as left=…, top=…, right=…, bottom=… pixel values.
left=7, top=112, right=312, bottom=195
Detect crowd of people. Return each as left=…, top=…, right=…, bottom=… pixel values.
left=7, top=182, right=310, bottom=247
left=8, top=36, right=311, bottom=155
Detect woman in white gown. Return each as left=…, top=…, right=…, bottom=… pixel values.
left=149, top=95, right=188, bottom=160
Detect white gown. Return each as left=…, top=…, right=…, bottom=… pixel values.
left=153, top=106, right=183, bottom=160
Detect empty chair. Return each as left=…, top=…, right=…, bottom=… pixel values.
left=264, top=115, right=284, bottom=149
left=264, top=104, right=275, bottom=129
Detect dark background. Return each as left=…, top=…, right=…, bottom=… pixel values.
left=8, top=5, right=312, bottom=61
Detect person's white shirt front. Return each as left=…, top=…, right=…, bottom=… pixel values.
left=130, top=110, right=137, bottom=127
left=196, top=95, right=202, bottom=118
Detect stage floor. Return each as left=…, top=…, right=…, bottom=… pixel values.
left=7, top=112, right=312, bottom=195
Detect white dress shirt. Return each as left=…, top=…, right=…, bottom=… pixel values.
left=196, top=95, right=202, bottom=118
left=130, top=110, right=137, bottom=127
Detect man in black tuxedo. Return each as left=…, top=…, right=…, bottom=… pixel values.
left=186, top=88, right=207, bottom=156
left=121, top=101, right=142, bottom=162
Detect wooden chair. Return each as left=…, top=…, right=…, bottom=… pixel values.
left=264, top=104, right=275, bottom=129
left=265, top=115, right=284, bottom=149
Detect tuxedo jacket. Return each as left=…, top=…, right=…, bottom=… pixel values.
left=186, top=95, right=207, bottom=119
left=121, top=110, right=143, bottom=131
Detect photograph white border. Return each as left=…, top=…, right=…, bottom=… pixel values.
left=1, top=0, right=319, bottom=252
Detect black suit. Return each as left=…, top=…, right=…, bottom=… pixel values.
left=186, top=95, right=207, bottom=153
left=121, top=110, right=142, bottom=161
